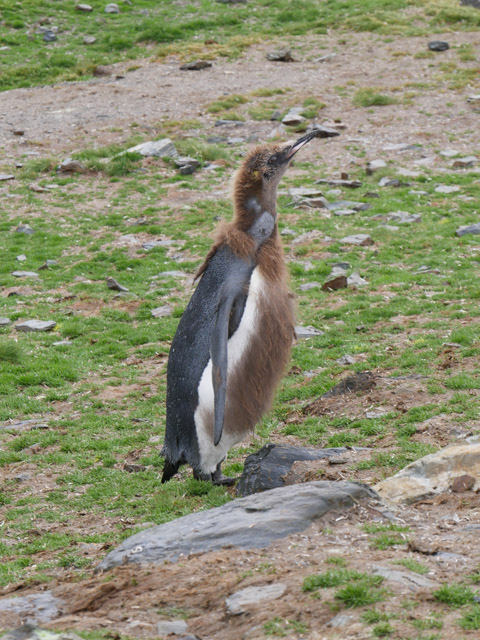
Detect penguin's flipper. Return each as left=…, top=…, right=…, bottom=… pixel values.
left=211, top=289, right=233, bottom=447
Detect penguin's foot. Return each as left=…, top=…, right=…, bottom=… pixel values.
left=211, top=462, right=236, bottom=486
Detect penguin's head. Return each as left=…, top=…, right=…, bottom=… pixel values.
left=235, top=128, right=338, bottom=221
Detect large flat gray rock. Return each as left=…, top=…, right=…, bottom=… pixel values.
left=97, top=481, right=377, bottom=572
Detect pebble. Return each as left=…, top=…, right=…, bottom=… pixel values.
left=336, top=355, right=356, bottom=365
left=142, top=240, right=174, bottom=250
left=226, top=584, right=287, bottom=615
left=83, top=35, right=96, bottom=45
left=127, top=139, right=178, bottom=159
left=385, top=211, right=422, bottom=224
left=347, top=271, right=368, bottom=287
left=43, top=31, right=57, bottom=42
left=52, top=340, right=72, bottom=347
left=280, top=227, right=296, bottom=236
left=366, top=159, right=386, bottom=174
left=105, top=3, right=120, bottom=13
left=180, top=60, right=212, bottom=70
left=428, top=41, right=449, bottom=51
left=106, top=277, right=128, bottom=292
left=282, top=109, right=305, bottom=126
left=456, top=222, right=480, bottom=236
left=0, top=317, right=11, bottom=326
left=16, top=224, right=34, bottom=235
left=151, top=305, right=172, bottom=318
left=157, top=621, right=188, bottom=635
left=382, top=143, right=419, bottom=152
left=16, top=255, right=27, bottom=262
left=16, top=320, right=57, bottom=332
left=435, top=184, right=460, bottom=193
left=12, top=271, right=39, bottom=278
left=266, top=48, right=294, bottom=62
left=0, top=174, right=14, bottom=181
left=327, top=200, right=369, bottom=211
left=326, top=613, right=355, bottom=628
left=76, top=3, right=93, bottom=10
left=333, top=209, right=356, bottom=216
left=295, top=325, right=324, bottom=338
left=156, top=270, right=187, bottom=278
left=340, top=233, right=373, bottom=246
left=439, top=149, right=459, bottom=157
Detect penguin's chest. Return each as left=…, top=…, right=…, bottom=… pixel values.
left=194, top=267, right=270, bottom=472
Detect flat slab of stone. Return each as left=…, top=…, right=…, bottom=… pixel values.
left=456, top=222, right=480, bottom=236
left=371, top=564, right=439, bottom=591
left=374, top=440, right=480, bottom=503
left=0, top=592, right=63, bottom=625
left=226, top=583, right=287, bottom=615
left=96, top=481, right=377, bottom=571
left=295, top=325, right=324, bottom=338
left=16, top=320, right=57, bottom=332
left=0, top=317, right=11, bottom=326
left=127, top=139, right=178, bottom=159
left=12, top=271, right=39, bottom=278
left=236, top=443, right=364, bottom=496
left=157, top=620, right=188, bottom=635
left=340, top=233, right=373, bottom=246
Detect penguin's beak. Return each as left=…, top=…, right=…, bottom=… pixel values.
left=284, top=126, right=340, bottom=160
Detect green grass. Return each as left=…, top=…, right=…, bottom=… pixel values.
left=459, top=605, right=480, bottom=631
left=1, top=0, right=480, bottom=91
left=353, top=89, right=397, bottom=107
left=433, top=583, right=478, bottom=608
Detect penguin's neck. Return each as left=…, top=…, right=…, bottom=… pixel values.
left=235, top=194, right=276, bottom=248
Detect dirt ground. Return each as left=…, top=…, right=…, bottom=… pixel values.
left=1, top=31, right=480, bottom=639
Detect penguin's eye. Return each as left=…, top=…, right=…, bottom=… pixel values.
left=267, top=152, right=282, bottom=166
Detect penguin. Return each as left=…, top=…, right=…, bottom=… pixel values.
left=162, top=127, right=339, bottom=484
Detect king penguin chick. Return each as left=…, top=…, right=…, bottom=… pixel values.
left=162, top=128, right=338, bottom=485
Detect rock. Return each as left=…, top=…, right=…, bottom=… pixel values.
left=461, top=0, right=480, bottom=7
left=226, top=584, right=287, bottom=615
left=156, top=270, right=186, bottom=278
left=83, top=35, right=96, bottom=45
left=340, top=233, right=373, bottom=246
left=428, top=41, right=449, bottom=51
left=374, top=440, right=480, bottom=503
left=347, top=271, right=368, bottom=287
left=322, top=372, right=375, bottom=398
left=382, top=143, right=420, bottom=152
left=157, top=620, right=188, bottom=635
left=435, top=184, right=460, bottom=193
left=326, top=613, right=355, bottom=628
left=295, top=325, right=324, bottom=338
left=330, top=261, right=351, bottom=271
left=16, top=320, right=57, bottom=332
left=327, top=200, right=369, bottom=212
left=151, top=305, right=172, bottom=318
left=214, top=119, right=245, bottom=127
left=236, top=443, right=359, bottom=496
left=58, top=158, right=86, bottom=173
left=452, top=156, right=477, bottom=167
left=16, top=224, right=34, bottom=235
left=336, top=355, right=356, bottom=365
left=366, top=409, right=389, bottom=419
left=127, top=139, right=178, bottom=159
left=266, top=48, right=294, bottom=62
left=315, top=178, right=362, bottom=188
left=288, top=186, right=324, bottom=200
left=371, top=565, right=439, bottom=590
left=0, top=592, right=63, bottom=625
left=300, top=282, right=321, bottom=291
left=96, top=480, right=377, bottom=570
left=174, top=156, right=200, bottom=169
left=378, top=177, right=410, bottom=188
left=305, top=124, right=341, bottom=138
left=106, top=277, right=128, bottom=292
left=16, top=255, right=27, bottom=262
left=282, top=108, right=305, bottom=126
left=385, top=211, right=422, bottom=224
left=0, top=173, right=14, bottom=181
left=180, top=60, right=212, bottom=70
left=105, top=3, right=120, bottom=13
left=450, top=474, right=475, bottom=493
left=366, top=159, right=387, bottom=174
left=456, top=222, right=480, bottom=236
left=52, top=340, right=72, bottom=347
left=322, top=275, right=348, bottom=291
left=142, top=239, right=174, bottom=250
left=12, top=271, right=39, bottom=278
left=29, top=183, right=50, bottom=193
left=0, top=317, right=11, bottom=326
left=467, top=93, right=480, bottom=102
left=76, top=3, right=93, bottom=10
left=42, top=31, right=57, bottom=42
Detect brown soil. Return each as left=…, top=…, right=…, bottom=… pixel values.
left=1, top=30, right=480, bottom=640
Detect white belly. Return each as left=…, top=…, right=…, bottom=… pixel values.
left=194, top=267, right=264, bottom=473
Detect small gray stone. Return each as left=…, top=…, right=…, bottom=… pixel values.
left=435, top=184, right=460, bottom=193
left=226, top=584, right=287, bottom=615
left=106, top=277, right=128, bottom=292
left=326, top=613, right=354, bottom=628
left=76, top=3, right=93, bottom=11
left=280, top=228, right=296, bottom=236
left=282, top=112, right=305, bottom=126
left=151, top=305, right=172, bottom=318
left=157, top=270, right=186, bottom=278
left=157, top=620, right=188, bottom=635
left=295, top=325, right=324, bottom=338
left=142, top=239, right=174, bottom=250
left=17, top=254, right=27, bottom=262
left=174, top=156, right=200, bottom=169
left=0, top=173, right=14, bottom=181
left=16, top=224, right=34, bottom=235
left=347, top=271, right=368, bottom=287
left=336, top=355, right=356, bottom=365
left=12, top=271, right=39, bottom=278
left=340, top=233, right=373, bottom=246
left=456, top=222, right=480, bottom=237
left=127, top=139, right=178, bottom=159
left=180, top=60, right=212, bottom=71
left=16, top=320, right=57, bottom=332
left=382, top=143, right=420, bottom=152
left=428, top=40, right=449, bottom=51
left=300, top=282, right=321, bottom=291
left=0, top=317, right=11, bottom=326
left=385, top=211, right=421, bottom=224
left=333, top=208, right=356, bottom=216
left=58, top=158, right=86, bottom=173
left=105, top=3, right=120, bottom=13
left=266, top=48, right=294, bottom=62
left=52, top=340, right=72, bottom=347
left=372, top=565, right=439, bottom=590
left=42, top=31, right=57, bottom=42
left=0, top=592, right=63, bottom=624
left=366, top=159, right=386, bottom=173
left=83, top=35, right=96, bottom=45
